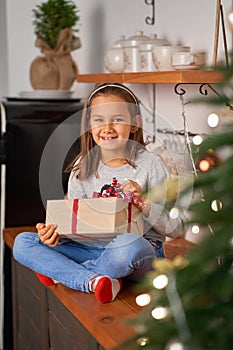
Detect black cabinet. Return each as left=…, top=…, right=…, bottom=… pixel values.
left=12, top=259, right=49, bottom=350
left=1, top=98, right=83, bottom=227
left=1, top=98, right=83, bottom=350
left=48, top=289, right=98, bottom=350
left=12, top=258, right=100, bottom=350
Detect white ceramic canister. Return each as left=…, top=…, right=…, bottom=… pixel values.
left=104, top=35, right=125, bottom=73
left=139, top=43, right=156, bottom=71
left=139, top=34, right=170, bottom=72
left=122, top=31, right=150, bottom=72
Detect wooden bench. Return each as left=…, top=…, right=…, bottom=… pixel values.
left=3, top=226, right=195, bottom=350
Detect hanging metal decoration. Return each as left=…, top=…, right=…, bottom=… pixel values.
left=144, top=0, right=155, bottom=25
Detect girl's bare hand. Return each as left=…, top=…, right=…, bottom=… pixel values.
left=120, top=179, right=142, bottom=198
left=120, top=179, right=151, bottom=214
left=36, top=223, right=59, bottom=247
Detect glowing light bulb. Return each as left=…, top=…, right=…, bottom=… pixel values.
left=228, top=11, right=233, bottom=31
left=166, top=341, right=184, bottom=350
left=199, top=159, right=210, bottom=172
left=191, top=225, right=200, bottom=234
left=136, top=337, right=149, bottom=347
left=169, top=207, right=180, bottom=219
left=229, top=11, right=233, bottom=23
left=151, top=306, right=168, bottom=319
left=192, top=134, right=203, bottom=145
left=207, top=113, right=219, bottom=128
left=135, top=293, right=151, bottom=306
left=211, top=199, right=223, bottom=212
left=153, top=274, right=168, bottom=289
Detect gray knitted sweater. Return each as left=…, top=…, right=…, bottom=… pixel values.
left=68, top=148, right=183, bottom=243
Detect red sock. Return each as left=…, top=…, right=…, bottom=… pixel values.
left=36, top=272, right=56, bottom=286
left=90, top=276, right=122, bottom=303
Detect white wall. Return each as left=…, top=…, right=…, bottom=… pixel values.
left=0, top=0, right=8, bottom=96
left=1, top=0, right=233, bottom=134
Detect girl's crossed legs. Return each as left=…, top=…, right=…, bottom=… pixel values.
left=13, top=232, right=157, bottom=300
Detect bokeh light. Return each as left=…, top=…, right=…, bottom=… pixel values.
left=135, top=293, right=151, bottom=306
left=169, top=207, right=180, bottom=219
left=166, top=341, right=184, bottom=350
left=211, top=199, right=223, bottom=212
left=151, top=306, right=168, bottom=319
left=191, top=225, right=200, bottom=234
left=136, top=336, right=150, bottom=347
left=207, top=113, right=219, bottom=128
left=192, top=134, right=203, bottom=145
left=228, top=11, right=233, bottom=31
left=153, top=274, right=168, bottom=289
left=199, top=159, right=210, bottom=172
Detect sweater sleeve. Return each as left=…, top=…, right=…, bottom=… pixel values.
left=143, top=155, right=184, bottom=239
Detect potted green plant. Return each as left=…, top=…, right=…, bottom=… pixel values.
left=30, top=0, right=81, bottom=91
left=32, top=0, right=80, bottom=49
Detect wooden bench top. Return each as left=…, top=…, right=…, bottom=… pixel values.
left=3, top=226, right=195, bottom=350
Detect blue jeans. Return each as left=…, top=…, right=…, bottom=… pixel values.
left=13, top=232, right=164, bottom=292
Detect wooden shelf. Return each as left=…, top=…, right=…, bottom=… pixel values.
left=76, top=71, right=223, bottom=84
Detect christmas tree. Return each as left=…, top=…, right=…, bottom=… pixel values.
left=119, top=29, right=233, bottom=350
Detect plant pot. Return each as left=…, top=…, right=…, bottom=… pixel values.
left=30, top=28, right=81, bottom=90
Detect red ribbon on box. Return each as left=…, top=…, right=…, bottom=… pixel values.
left=72, top=198, right=79, bottom=234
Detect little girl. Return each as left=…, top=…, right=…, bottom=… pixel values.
left=13, top=83, right=183, bottom=303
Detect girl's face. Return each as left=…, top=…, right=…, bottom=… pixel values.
left=89, top=94, right=138, bottom=156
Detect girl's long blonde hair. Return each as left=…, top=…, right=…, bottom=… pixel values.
left=66, top=83, right=148, bottom=180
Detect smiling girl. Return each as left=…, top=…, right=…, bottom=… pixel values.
left=13, top=83, right=183, bottom=303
